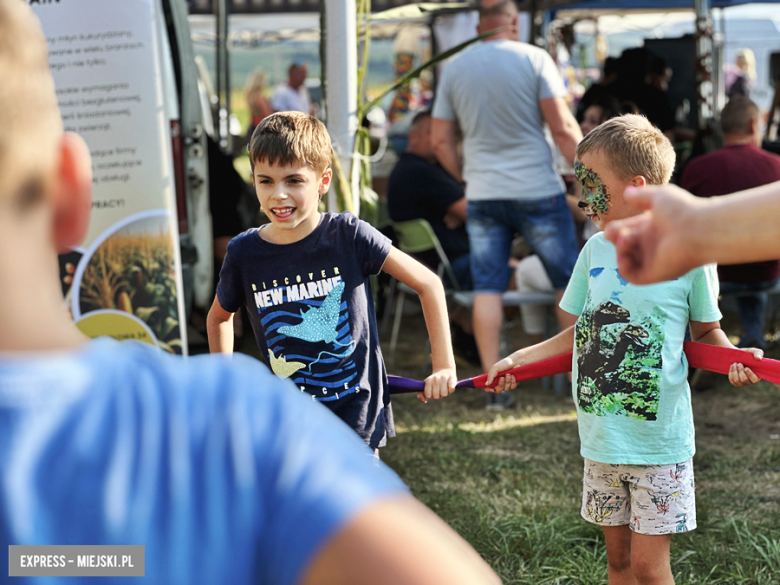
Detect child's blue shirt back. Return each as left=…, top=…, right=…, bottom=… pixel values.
left=0, top=339, right=408, bottom=585
left=560, top=233, right=721, bottom=465
left=216, top=212, right=394, bottom=448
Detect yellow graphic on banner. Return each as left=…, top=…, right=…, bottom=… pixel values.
left=76, top=311, right=157, bottom=346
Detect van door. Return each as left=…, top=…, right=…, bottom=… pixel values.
left=160, top=0, right=213, bottom=314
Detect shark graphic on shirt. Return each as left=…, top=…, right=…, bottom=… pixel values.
left=278, top=282, right=345, bottom=343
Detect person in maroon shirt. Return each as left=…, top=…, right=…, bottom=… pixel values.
left=681, top=96, right=780, bottom=348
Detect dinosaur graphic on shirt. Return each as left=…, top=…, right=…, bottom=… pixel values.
left=576, top=279, right=668, bottom=420
left=278, top=282, right=345, bottom=343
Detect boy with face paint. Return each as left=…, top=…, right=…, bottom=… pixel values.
left=573, top=151, right=646, bottom=232
left=486, top=115, right=763, bottom=585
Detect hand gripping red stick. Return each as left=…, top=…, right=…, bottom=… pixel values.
left=467, top=352, right=574, bottom=389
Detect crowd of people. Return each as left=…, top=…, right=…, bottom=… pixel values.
left=385, top=0, right=778, bottom=393
left=380, top=1, right=776, bottom=580
left=2, top=0, right=779, bottom=584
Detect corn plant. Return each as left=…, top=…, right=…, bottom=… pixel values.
left=79, top=227, right=182, bottom=354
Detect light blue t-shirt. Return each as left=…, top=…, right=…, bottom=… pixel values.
left=560, top=234, right=721, bottom=465
left=431, top=39, right=567, bottom=201
left=0, top=339, right=408, bottom=585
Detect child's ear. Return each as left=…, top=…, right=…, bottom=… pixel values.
left=52, top=132, right=92, bottom=253
left=630, top=175, right=647, bottom=188
left=318, top=167, right=333, bottom=195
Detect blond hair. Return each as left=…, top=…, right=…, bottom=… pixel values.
left=576, top=114, right=675, bottom=185
left=245, top=68, right=267, bottom=96
left=736, top=48, right=756, bottom=80
left=0, top=0, right=62, bottom=208
left=248, top=111, right=332, bottom=175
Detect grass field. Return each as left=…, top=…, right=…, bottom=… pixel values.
left=379, top=310, right=780, bottom=584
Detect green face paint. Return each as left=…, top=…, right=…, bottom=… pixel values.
left=574, top=161, right=612, bottom=215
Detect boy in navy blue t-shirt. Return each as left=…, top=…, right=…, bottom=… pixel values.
left=0, top=6, right=501, bottom=582
left=208, top=112, right=458, bottom=450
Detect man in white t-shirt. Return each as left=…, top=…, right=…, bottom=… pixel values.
left=271, top=61, right=312, bottom=115
left=432, top=0, right=582, bottom=408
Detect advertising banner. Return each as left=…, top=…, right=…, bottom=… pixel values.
left=32, top=0, right=188, bottom=355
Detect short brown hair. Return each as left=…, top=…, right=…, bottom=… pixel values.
left=0, top=0, right=62, bottom=207
left=478, top=0, right=518, bottom=17
left=576, top=114, right=675, bottom=185
left=720, top=96, right=758, bottom=135
left=248, top=112, right=332, bottom=175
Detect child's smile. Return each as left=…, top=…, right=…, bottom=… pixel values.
left=269, top=206, right=296, bottom=220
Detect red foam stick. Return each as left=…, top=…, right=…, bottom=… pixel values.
left=683, top=341, right=780, bottom=384
left=388, top=341, right=780, bottom=395
left=473, top=352, right=573, bottom=389
left=477, top=342, right=780, bottom=388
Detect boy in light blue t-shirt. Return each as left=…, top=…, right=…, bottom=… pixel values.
left=486, top=115, right=764, bottom=585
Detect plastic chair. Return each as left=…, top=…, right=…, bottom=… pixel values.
left=386, top=219, right=462, bottom=368
left=451, top=290, right=565, bottom=395
left=375, top=198, right=391, bottom=231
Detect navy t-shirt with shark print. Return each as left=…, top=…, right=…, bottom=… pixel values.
left=216, top=212, right=394, bottom=448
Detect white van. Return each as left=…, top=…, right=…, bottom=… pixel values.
left=160, top=0, right=215, bottom=315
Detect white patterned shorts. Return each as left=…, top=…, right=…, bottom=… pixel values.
left=581, top=458, right=697, bottom=535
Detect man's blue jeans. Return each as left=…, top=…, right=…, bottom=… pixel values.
left=720, top=278, right=778, bottom=349
left=467, top=196, right=578, bottom=293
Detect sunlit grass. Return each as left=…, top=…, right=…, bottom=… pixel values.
left=458, top=412, right=578, bottom=434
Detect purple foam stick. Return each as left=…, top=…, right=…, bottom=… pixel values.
left=387, top=375, right=477, bottom=394
left=387, top=375, right=424, bottom=393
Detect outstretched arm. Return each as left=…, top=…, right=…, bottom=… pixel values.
left=604, top=182, right=780, bottom=285
left=301, top=496, right=501, bottom=585
left=382, top=247, right=457, bottom=402
left=486, top=325, right=576, bottom=392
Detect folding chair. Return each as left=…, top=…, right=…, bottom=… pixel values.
left=386, top=219, right=462, bottom=368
